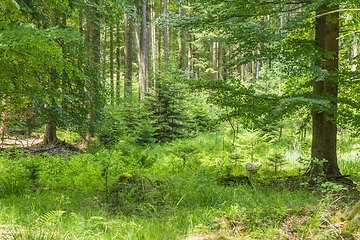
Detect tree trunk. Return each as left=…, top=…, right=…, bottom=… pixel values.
left=85, top=0, right=101, bottom=146
left=158, top=0, right=162, bottom=66
left=124, top=14, right=133, bottom=100
left=139, top=1, right=147, bottom=100
left=187, top=3, right=192, bottom=74
left=102, top=17, right=106, bottom=87
left=151, top=0, right=156, bottom=92
left=180, top=7, right=186, bottom=70
left=110, top=25, right=114, bottom=104
left=323, top=5, right=340, bottom=176
left=1, top=97, right=8, bottom=138
left=163, top=0, right=169, bottom=69
left=310, top=4, right=341, bottom=177
left=146, top=21, right=151, bottom=91
left=116, top=24, right=120, bottom=102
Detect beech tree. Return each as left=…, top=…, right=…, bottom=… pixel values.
left=178, top=0, right=360, bottom=177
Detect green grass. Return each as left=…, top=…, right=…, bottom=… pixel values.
left=0, top=129, right=358, bottom=239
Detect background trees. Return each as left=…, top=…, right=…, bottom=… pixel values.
left=1, top=0, right=360, bottom=177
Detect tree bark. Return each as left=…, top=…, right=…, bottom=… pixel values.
left=102, top=17, right=106, bottom=87
left=180, top=7, right=186, bottom=70
left=116, top=24, right=120, bottom=102
left=124, top=14, right=133, bottom=100
left=163, top=0, right=169, bottom=69
left=151, top=0, right=156, bottom=92
left=158, top=0, right=162, bottom=66
left=187, top=3, right=191, bottom=74
left=139, top=1, right=147, bottom=100
left=323, top=5, right=340, bottom=176
left=310, top=4, right=341, bottom=177
left=85, top=0, right=101, bottom=146
left=110, top=25, right=114, bottom=104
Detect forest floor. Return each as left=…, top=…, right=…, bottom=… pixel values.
left=0, top=132, right=359, bottom=239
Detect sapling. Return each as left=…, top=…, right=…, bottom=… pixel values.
left=267, top=153, right=287, bottom=174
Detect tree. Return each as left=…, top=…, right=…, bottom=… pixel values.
left=177, top=0, right=360, bottom=177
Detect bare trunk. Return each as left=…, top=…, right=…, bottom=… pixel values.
left=1, top=97, right=8, bottom=136
left=85, top=0, right=101, bottom=146
left=102, top=17, right=106, bottom=87
left=158, top=0, right=162, bottom=66
left=139, top=1, right=147, bottom=100
left=187, top=3, right=192, bottom=74
left=323, top=5, right=340, bottom=176
left=116, top=24, right=120, bottom=101
left=151, top=0, right=156, bottom=92
left=163, top=0, right=169, bottom=69
left=124, top=14, right=133, bottom=100
left=180, top=7, right=186, bottom=70
left=110, top=25, right=114, bottom=103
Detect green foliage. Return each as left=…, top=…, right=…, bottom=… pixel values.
left=267, top=152, right=287, bottom=175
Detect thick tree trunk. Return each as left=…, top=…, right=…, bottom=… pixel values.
left=310, top=5, right=340, bottom=177
left=323, top=5, right=340, bottom=176
left=44, top=123, right=57, bottom=145
left=310, top=5, right=326, bottom=176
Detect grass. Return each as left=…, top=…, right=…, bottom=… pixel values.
left=0, top=129, right=359, bottom=239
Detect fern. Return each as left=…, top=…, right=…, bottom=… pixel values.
left=37, top=211, right=66, bottom=227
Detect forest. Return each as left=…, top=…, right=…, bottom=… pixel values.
left=1, top=0, right=360, bottom=239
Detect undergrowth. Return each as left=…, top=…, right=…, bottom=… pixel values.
left=0, top=130, right=358, bottom=239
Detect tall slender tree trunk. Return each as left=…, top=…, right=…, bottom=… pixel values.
left=124, top=14, right=133, bottom=101
left=151, top=0, right=156, bottom=92
left=116, top=24, right=120, bottom=102
left=85, top=0, right=101, bottom=146
left=146, top=21, right=151, bottom=91
left=110, top=25, right=114, bottom=104
left=163, top=0, right=169, bottom=69
left=158, top=0, right=162, bottom=66
left=43, top=5, right=61, bottom=145
left=139, top=1, right=147, bottom=100
left=102, top=17, right=106, bottom=87
left=187, top=3, right=192, bottom=74
left=180, top=6, right=186, bottom=70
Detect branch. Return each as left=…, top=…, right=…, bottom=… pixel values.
left=315, top=9, right=360, bottom=18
